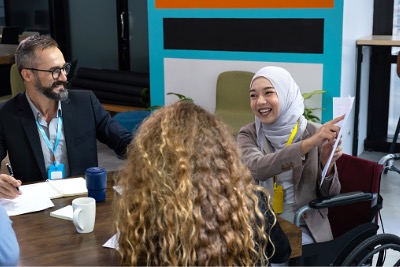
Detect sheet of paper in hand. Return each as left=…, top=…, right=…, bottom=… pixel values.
left=321, top=96, right=355, bottom=186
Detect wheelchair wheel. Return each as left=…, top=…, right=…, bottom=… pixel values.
left=341, top=233, right=400, bottom=266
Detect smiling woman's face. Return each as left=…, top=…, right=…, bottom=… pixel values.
left=249, top=77, right=279, bottom=124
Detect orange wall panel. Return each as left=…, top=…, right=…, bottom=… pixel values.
left=155, top=0, right=334, bottom=9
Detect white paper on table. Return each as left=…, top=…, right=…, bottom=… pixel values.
left=321, top=96, right=355, bottom=186
left=0, top=190, right=54, bottom=216
left=113, top=185, right=123, bottom=195
left=103, top=233, right=119, bottom=250
left=50, top=205, right=73, bottom=220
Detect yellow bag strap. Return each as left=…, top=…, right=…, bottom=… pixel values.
left=275, top=121, right=298, bottom=189
left=285, top=121, right=299, bottom=147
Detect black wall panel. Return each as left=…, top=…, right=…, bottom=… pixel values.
left=164, top=18, right=324, bottom=54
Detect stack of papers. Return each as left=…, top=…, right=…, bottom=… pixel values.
left=0, top=190, right=54, bottom=216
left=1, top=177, right=88, bottom=216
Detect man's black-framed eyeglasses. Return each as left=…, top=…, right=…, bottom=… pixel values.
left=25, top=63, right=71, bottom=80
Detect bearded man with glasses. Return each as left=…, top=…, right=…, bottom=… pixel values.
left=0, top=35, right=133, bottom=199
left=24, top=62, right=71, bottom=101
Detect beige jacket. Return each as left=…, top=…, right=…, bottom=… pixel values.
left=237, top=121, right=341, bottom=242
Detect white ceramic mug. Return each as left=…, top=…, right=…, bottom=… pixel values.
left=72, top=197, right=96, bottom=234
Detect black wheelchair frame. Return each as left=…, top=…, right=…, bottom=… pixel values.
left=289, top=153, right=400, bottom=266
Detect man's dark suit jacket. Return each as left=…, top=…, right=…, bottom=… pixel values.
left=0, top=89, right=133, bottom=182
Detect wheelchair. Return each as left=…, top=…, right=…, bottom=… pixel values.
left=289, top=153, right=400, bottom=266
left=379, top=153, right=400, bottom=175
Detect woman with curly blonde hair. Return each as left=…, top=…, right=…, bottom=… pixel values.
left=113, top=101, right=291, bottom=266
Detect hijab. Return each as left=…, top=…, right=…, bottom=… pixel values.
left=251, top=66, right=307, bottom=151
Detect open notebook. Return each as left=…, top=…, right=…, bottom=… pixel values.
left=19, top=177, right=88, bottom=199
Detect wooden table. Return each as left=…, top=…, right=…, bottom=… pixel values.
left=278, top=216, right=302, bottom=258
left=12, top=174, right=120, bottom=266
left=11, top=174, right=301, bottom=265
left=0, top=44, right=18, bottom=64
left=102, top=103, right=146, bottom=113
left=352, top=35, right=400, bottom=155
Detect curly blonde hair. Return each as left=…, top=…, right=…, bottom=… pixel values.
left=113, top=101, right=276, bottom=266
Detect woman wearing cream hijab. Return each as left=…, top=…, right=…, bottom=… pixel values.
left=238, top=66, right=344, bottom=244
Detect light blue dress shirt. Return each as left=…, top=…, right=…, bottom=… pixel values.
left=26, top=95, right=70, bottom=177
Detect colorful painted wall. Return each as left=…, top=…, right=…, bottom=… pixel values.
left=147, top=0, right=373, bottom=154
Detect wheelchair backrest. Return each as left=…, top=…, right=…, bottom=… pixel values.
left=328, top=153, right=383, bottom=238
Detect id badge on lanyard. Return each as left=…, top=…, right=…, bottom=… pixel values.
left=36, top=115, right=65, bottom=180
left=273, top=176, right=284, bottom=214
left=272, top=121, right=298, bottom=214
left=48, top=162, right=65, bottom=180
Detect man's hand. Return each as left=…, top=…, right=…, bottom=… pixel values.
left=0, top=174, right=21, bottom=199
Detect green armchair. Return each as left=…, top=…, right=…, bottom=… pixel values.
left=10, top=63, right=25, bottom=96
left=214, top=70, right=255, bottom=135
left=0, top=63, right=25, bottom=102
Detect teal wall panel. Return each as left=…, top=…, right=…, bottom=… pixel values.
left=148, top=0, right=344, bottom=122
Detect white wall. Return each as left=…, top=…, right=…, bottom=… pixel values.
left=164, top=58, right=323, bottom=117
left=341, top=0, right=374, bottom=155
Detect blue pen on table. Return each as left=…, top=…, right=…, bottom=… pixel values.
left=6, top=163, right=19, bottom=191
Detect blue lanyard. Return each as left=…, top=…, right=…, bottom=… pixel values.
left=35, top=115, right=63, bottom=162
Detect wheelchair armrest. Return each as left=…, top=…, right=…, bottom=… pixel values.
left=309, top=191, right=375, bottom=209
left=293, top=192, right=377, bottom=226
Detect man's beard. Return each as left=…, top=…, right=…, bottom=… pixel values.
left=34, top=77, right=69, bottom=101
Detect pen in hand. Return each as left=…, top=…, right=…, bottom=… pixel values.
left=6, top=163, right=19, bottom=191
